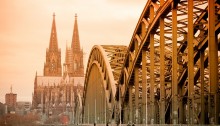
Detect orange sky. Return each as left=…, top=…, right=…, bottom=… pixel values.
left=0, top=0, right=146, bottom=103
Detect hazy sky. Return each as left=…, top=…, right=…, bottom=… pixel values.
left=0, top=0, right=146, bottom=103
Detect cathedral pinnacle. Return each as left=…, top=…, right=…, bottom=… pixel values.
left=53, top=12, right=55, bottom=18
left=75, top=13, right=77, bottom=19
left=71, top=13, right=80, bottom=52
left=49, top=13, right=58, bottom=52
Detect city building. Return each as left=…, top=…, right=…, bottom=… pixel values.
left=0, top=102, right=6, bottom=116
left=5, top=86, right=17, bottom=113
left=15, top=101, right=31, bottom=115
left=32, top=13, right=84, bottom=124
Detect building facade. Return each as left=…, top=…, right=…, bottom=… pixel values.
left=5, top=86, right=17, bottom=107
left=0, top=102, right=5, bottom=116
left=5, top=86, right=17, bottom=113
left=32, top=13, right=84, bottom=124
left=15, top=101, right=31, bottom=115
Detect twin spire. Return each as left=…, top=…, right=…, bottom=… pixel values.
left=49, top=13, right=81, bottom=53
left=49, top=13, right=80, bottom=51
left=46, top=13, right=83, bottom=77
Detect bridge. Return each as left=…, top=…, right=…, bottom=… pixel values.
left=80, top=0, right=220, bottom=125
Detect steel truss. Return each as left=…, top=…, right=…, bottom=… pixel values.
left=82, top=45, right=127, bottom=124
left=82, top=0, right=220, bottom=125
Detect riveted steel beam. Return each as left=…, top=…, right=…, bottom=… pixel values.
left=208, top=0, right=219, bottom=124
left=159, top=13, right=165, bottom=124
left=172, top=3, right=178, bottom=124
left=200, top=50, right=205, bottom=124
left=141, top=49, right=147, bottom=124
left=187, top=0, right=194, bottom=124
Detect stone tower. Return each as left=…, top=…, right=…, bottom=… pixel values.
left=44, top=13, right=62, bottom=76
left=65, top=14, right=84, bottom=77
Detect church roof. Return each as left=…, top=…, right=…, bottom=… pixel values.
left=36, top=76, right=84, bottom=86
left=36, top=76, right=62, bottom=86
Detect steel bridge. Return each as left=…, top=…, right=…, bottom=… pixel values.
left=81, top=0, right=220, bottom=125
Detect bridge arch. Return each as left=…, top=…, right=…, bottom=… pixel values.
left=82, top=0, right=220, bottom=125
left=117, top=0, right=220, bottom=125
left=82, top=45, right=127, bottom=124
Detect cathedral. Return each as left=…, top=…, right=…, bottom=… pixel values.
left=32, top=13, right=84, bottom=124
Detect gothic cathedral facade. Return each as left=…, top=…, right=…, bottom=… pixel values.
left=32, top=13, right=84, bottom=124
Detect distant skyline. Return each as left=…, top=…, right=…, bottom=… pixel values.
left=0, top=0, right=147, bottom=103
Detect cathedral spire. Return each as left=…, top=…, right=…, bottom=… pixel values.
left=49, top=13, right=58, bottom=52
left=44, top=13, right=62, bottom=76
left=71, top=13, right=80, bottom=52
